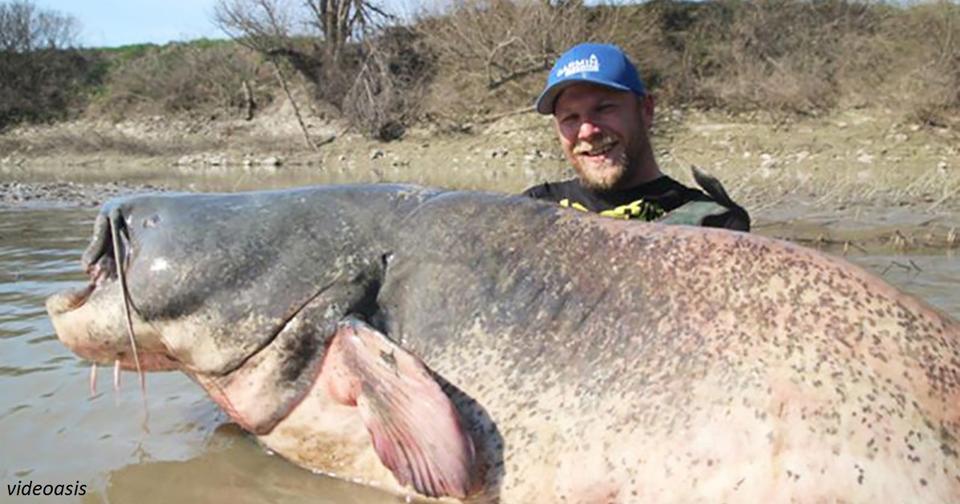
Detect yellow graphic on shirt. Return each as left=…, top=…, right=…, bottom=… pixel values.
left=560, top=198, right=665, bottom=221
left=559, top=199, right=589, bottom=212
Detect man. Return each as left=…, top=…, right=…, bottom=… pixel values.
left=524, top=42, right=750, bottom=231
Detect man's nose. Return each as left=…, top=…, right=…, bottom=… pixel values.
left=577, top=119, right=602, bottom=139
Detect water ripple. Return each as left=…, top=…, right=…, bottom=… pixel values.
left=0, top=365, right=59, bottom=377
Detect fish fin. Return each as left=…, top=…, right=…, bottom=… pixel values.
left=333, top=318, right=476, bottom=499
left=691, top=165, right=737, bottom=209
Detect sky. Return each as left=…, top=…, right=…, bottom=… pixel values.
left=31, top=0, right=427, bottom=48
left=31, top=0, right=621, bottom=48
left=32, top=0, right=224, bottom=47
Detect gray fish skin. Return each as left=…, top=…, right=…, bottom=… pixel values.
left=48, top=184, right=960, bottom=503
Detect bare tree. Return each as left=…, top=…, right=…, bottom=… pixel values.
left=212, top=0, right=407, bottom=141
left=213, top=0, right=293, bottom=54
left=213, top=0, right=392, bottom=63
left=303, top=0, right=393, bottom=63
left=342, top=25, right=432, bottom=140
left=417, top=1, right=591, bottom=92
left=0, top=0, right=90, bottom=129
left=411, top=0, right=599, bottom=120
left=0, top=0, right=79, bottom=52
left=214, top=0, right=319, bottom=149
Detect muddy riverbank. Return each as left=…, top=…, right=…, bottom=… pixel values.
left=2, top=105, right=958, bottom=251
left=1, top=104, right=958, bottom=504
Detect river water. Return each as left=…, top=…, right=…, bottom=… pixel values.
left=1, top=197, right=958, bottom=503
left=0, top=206, right=408, bottom=504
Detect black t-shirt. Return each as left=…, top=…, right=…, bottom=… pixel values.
left=522, top=176, right=750, bottom=231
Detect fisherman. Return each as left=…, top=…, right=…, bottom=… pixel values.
left=524, top=42, right=750, bottom=231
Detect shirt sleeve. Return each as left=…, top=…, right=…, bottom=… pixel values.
left=521, top=183, right=550, bottom=200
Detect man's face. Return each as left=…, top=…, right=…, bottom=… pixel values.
left=553, top=83, right=654, bottom=191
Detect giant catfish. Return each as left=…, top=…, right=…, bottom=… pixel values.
left=47, top=184, right=960, bottom=503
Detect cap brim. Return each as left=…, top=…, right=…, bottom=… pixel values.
left=535, top=77, right=633, bottom=115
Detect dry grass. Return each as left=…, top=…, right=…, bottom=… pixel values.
left=3, top=0, right=960, bottom=136
left=89, top=42, right=275, bottom=120
left=890, top=2, right=960, bottom=127
left=413, top=0, right=960, bottom=127
left=0, top=128, right=223, bottom=156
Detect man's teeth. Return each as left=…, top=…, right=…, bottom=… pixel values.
left=578, top=138, right=617, bottom=156
left=92, top=259, right=115, bottom=287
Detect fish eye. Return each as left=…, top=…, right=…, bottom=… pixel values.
left=143, top=214, right=161, bottom=229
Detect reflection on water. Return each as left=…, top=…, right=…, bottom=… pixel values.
left=7, top=160, right=537, bottom=194
left=852, top=253, right=959, bottom=317
left=83, top=425, right=399, bottom=504
left=0, top=202, right=957, bottom=503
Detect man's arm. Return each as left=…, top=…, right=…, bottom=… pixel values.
left=690, top=167, right=751, bottom=231
left=657, top=200, right=750, bottom=231
left=521, top=183, right=551, bottom=200
left=654, top=169, right=751, bottom=231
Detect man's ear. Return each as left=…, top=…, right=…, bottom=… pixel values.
left=639, top=93, right=655, bottom=130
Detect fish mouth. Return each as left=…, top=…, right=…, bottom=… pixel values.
left=49, top=254, right=118, bottom=316
left=50, top=206, right=132, bottom=317
left=47, top=208, right=179, bottom=373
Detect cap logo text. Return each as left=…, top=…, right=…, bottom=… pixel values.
left=556, top=54, right=600, bottom=78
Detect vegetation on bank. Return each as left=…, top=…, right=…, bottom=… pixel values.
left=1, top=0, right=959, bottom=138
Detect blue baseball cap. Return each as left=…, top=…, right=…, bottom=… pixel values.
left=535, top=43, right=646, bottom=115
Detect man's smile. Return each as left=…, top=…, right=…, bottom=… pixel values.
left=574, top=135, right=619, bottom=157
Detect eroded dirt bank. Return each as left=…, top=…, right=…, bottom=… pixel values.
left=2, top=105, right=958, bottom=252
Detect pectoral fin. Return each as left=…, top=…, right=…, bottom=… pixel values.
left=322, top=318, right=477, bottom=499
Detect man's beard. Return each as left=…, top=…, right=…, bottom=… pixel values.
left=575, top=155, right=630, bottom=191
left=573, top=137, right=637, bottom=192
left=573, top=129, right=652, bottom=192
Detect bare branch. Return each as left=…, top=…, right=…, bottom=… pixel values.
left=0, top=0, right=80, bottom=52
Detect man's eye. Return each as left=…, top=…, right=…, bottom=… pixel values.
left=597, top=103, right=615, bottom=112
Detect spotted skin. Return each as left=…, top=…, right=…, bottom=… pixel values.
left=379, top=192, right=960, bottom=502
left=48, top=185, right=960, bottom=503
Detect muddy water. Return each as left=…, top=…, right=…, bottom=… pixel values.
left=1, top=202, right=958, bottom=503
left=0, top=207, right=404, bottom=504
left=4, top=159, right=543, bottom=194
